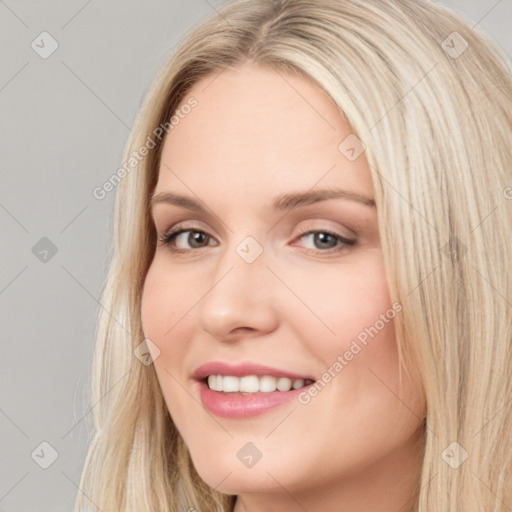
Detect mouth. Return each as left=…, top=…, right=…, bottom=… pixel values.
left=193, top=361, right=317, bottom=418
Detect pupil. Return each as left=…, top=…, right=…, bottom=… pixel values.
left=190, top=231, right=207, bottom=248
left=316, top=233, right=336, bottom=248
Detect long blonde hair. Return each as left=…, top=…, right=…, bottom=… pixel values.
left=74, top=1, right=512, bottom=510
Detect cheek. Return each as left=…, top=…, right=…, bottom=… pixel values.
left=140, top=258, right=195, bottom=343
left=285, top=253, right=419, bottom=427
left=283, top=251, right=395, bottom=363
left=140, top=259, right=200, bottom=415
left=140, top=262, right=168, bottom=341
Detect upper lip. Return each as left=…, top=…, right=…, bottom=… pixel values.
left=193, top=361, right=316, bottom=381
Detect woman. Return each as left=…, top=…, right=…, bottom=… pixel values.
left=75, top=1, right=512, bottom=511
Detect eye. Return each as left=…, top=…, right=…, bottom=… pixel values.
left=157, top=228, right=216, bottom=253
left=294, top=229, right=356, bottom=255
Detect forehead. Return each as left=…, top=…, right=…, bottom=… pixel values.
left=156, top=61, right=373, bottom=200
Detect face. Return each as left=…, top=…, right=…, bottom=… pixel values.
left=141, top=61, right=425, bottom=507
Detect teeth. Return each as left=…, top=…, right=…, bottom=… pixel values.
left=240, top=375, right=259, bottom=392
left=206, top=375, right=313, bottom=393
left=222, top=376, right=239, bottom=392
left=276, top=377, right=292, bottom=391
left=292, top=378, right=305, bottom=389
left=260, top=375, right=278, bottom=392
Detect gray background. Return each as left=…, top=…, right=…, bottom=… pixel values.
left=1, top=1, right=510, bottom=511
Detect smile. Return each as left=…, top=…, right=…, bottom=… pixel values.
left=193, top=361, right=317, bottom=418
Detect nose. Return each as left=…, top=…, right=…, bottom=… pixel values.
left=197, top=241, right=279, bottom=342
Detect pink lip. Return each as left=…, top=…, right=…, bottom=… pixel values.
left=193, top=361, right=316, bottom=419
left=197, top=381, right=313, bottom=418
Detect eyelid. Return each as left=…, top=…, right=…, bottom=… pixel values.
left=292, top=220, right=357, bottom=241
left=159, top=219, right=216, bottom=238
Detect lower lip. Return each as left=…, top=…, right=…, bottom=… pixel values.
left=197, top=379, right=312, bottom=418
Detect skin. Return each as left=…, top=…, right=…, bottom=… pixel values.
left=141, top=60, right=426, bottom=512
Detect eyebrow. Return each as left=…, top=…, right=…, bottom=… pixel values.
left=150, top=187, right=376, bottom=212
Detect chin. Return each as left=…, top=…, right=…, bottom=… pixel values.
left=189, top=451, right=292, bottom=495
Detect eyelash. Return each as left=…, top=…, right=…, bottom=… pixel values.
left=156, top=225, right=357, bottom=256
